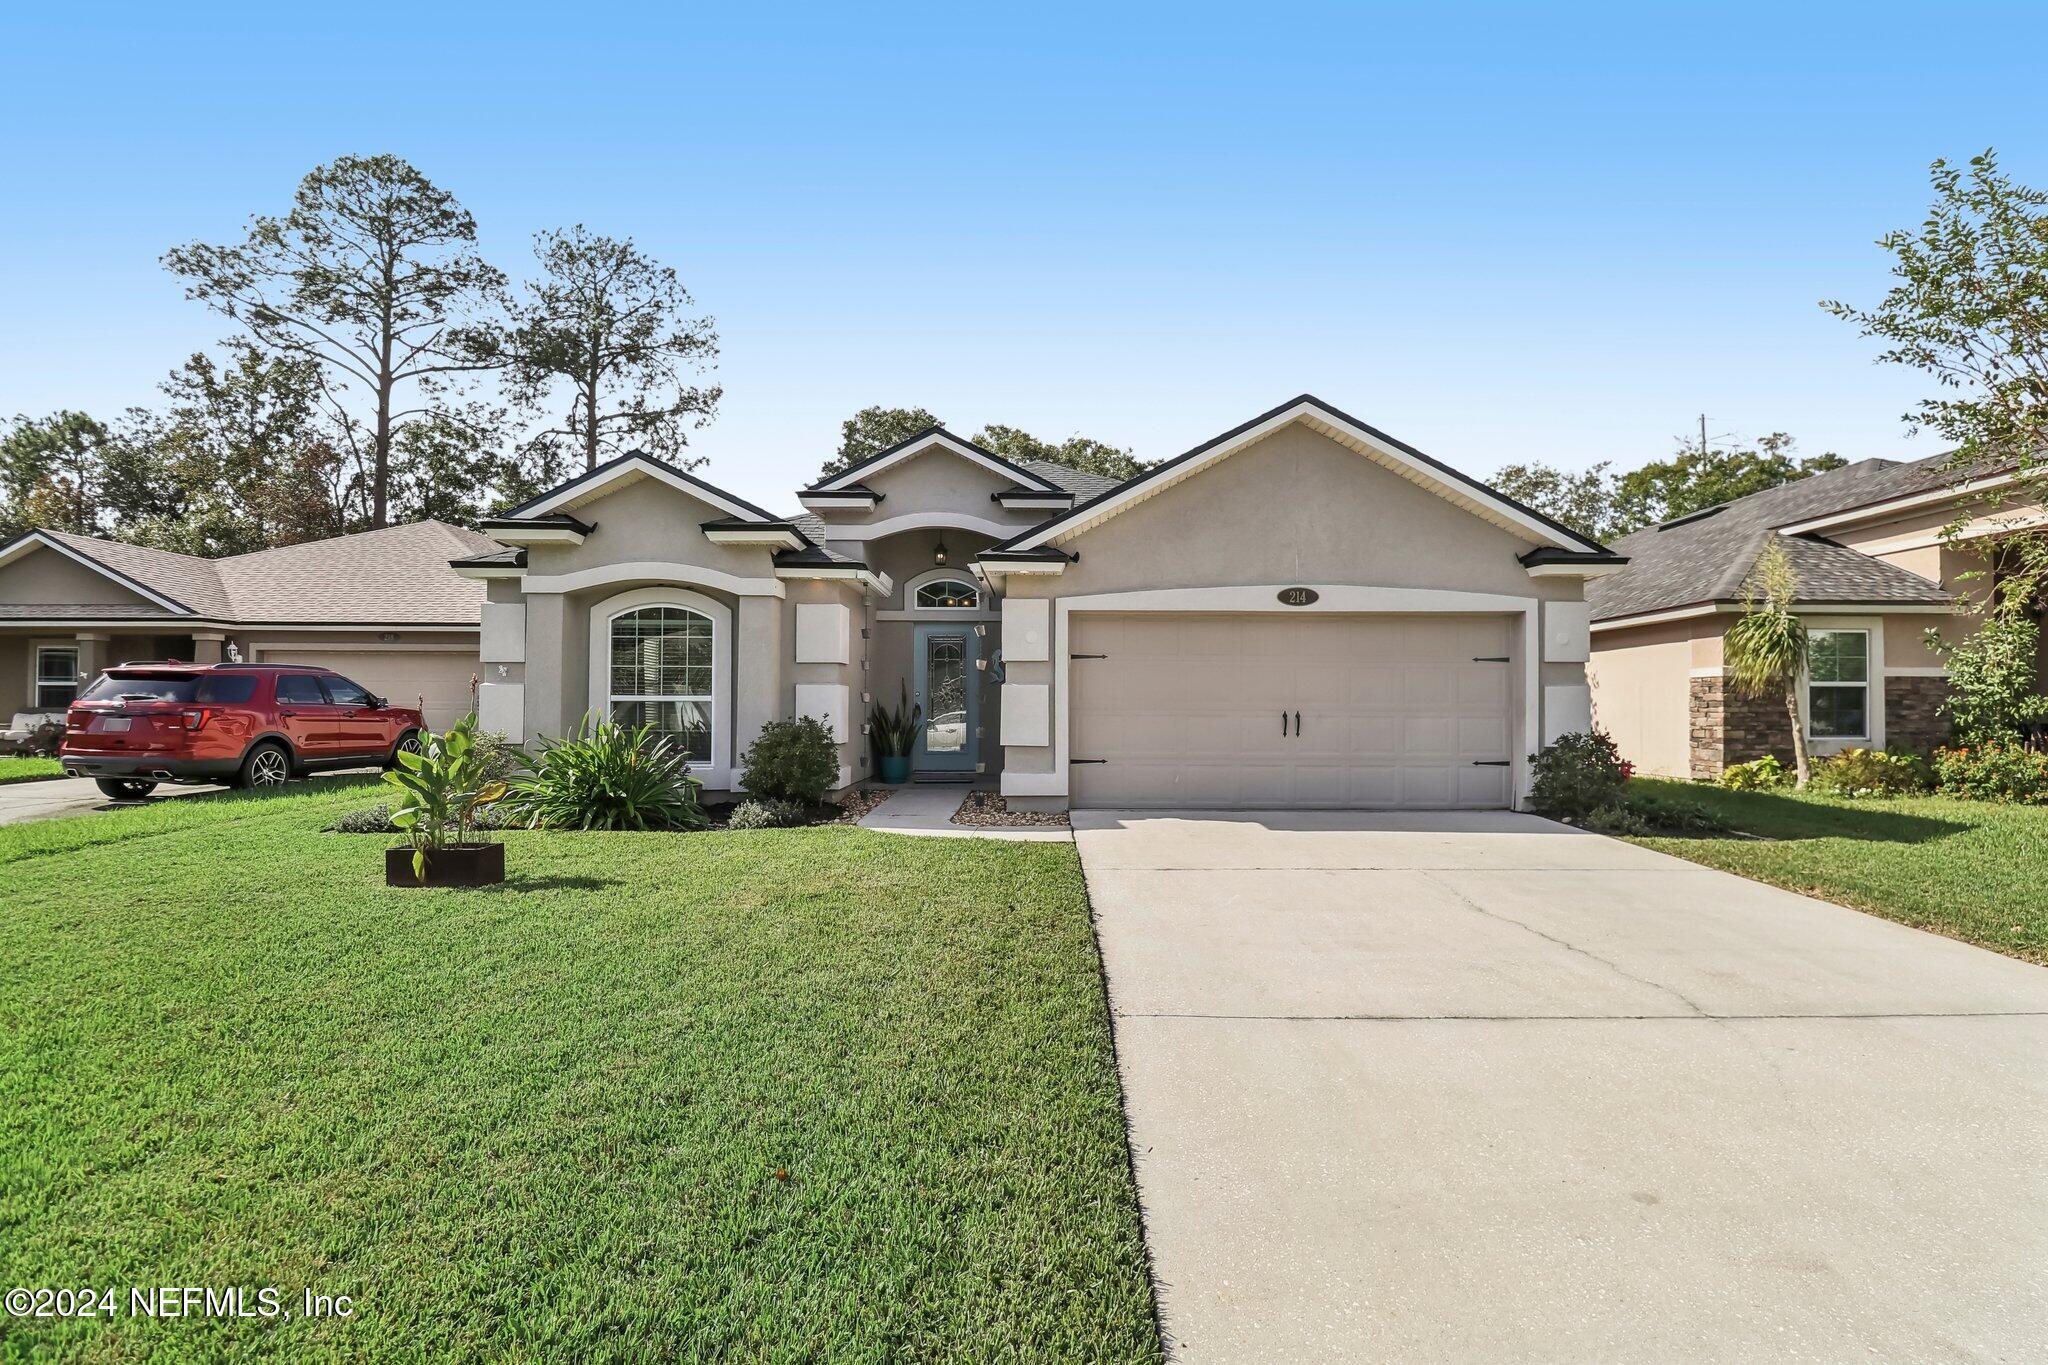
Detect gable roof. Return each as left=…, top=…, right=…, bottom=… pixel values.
left=1588, top=455, right=1960, bottom=623
left=0, top=522, right=499, bottom=625
left=805, top=428, right=1066, bottom=495
left=505, top=449, right=779, bottom=522
left=993, top=394, right=1613, bottom=555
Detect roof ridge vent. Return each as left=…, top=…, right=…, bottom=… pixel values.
left=1657, top=505, right=1726, bottom=530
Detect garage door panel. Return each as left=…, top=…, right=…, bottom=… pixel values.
left=1070, top=613, right=1514, bottom=810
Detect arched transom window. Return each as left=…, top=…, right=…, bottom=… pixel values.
left=913, top=577, right=981, bottom=609
left=609, top=605, right=713, bottom=761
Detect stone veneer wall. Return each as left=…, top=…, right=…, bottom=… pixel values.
left=1884, top=675, right=1950, bottom=754
left=1688, top=675, right=1796, bottom=779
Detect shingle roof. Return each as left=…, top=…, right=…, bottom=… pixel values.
left=1588, top=454, right=1962, bottom=622
left=1017, top=459, right=1123, bottom=500
left=24, top=522, right=499, bottom=625
left=42, top=530, right=236, bottom=616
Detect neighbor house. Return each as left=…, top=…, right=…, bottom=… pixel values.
left=1587, top=451, right=2047, bottom=778
left=0, top=521, right=497, bottom=730
left=458, top=395, right=1623, bottom=810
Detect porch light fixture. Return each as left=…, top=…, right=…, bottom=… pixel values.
left=933, top=539, right=949, bottom=567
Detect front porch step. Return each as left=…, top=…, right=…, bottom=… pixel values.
left=910, top=771, right=977, bottom=784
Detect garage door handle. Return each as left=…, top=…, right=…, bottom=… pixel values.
left=1294, top=710, right=1301, bottom=735
left=1281, top=710, right=1289, bottom=736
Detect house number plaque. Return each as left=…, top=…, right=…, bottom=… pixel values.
left=1277, top=587, right=1319, bottom=606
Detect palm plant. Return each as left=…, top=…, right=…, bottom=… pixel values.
left=1724, top=541, right=1812, bottom=788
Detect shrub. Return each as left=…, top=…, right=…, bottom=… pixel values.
left=329, top=802, right=510, bottom=834
left=738, top=716, right=839, bottom=806
left=727, top=798, right=810, bottom=830
left=1926, top=604, right=2048, bottom=745
left=1808, top=747, right=1932, bottom=798
left=470, top=729, right=526, bottom=784
left=330, top=802, right=397, bottom=833
left=1718, top=755, right=1790, bottom=791
left=506, top=715, right=710, bottom=831
left=1932, top=744, right=2048, bottom=804
left=1584, top=791, right=1730, bottom=837
left=1527, top=730, right=1629, bottom=822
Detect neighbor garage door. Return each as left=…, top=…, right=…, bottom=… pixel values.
left=1067, top=614, right=1514, bottom=809
left=261, top=649, right=480, bottom=733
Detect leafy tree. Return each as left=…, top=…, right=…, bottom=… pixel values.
left=0, top=410, right=169, bottom=539
left=1925, top=582, right=2048, bottom=744
left=1724, top=541, right=1813, bottom=788
left=505, top=226, right=720, bottom=474
left=130, top=344, right=360, bottom=554
left=1489, top=460, right=1616, bottom=540
left=819, top=406, right=945, bottom=480
left=163, top=154, right=506, bottom=527
left=1610, top=433, right=1846, bottom=533
left=974, top=424, right=1151, bottom=482
left=1824, top=149, right=2048, bottom=603
left=816, top=407, right=1151, bottom=484
left=388, top=401, right=516, bottom=525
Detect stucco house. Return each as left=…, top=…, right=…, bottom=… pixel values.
left=0, top=521, right=497, bottom=733
left=1587, top=451, right=2047, bottom=778
left=457, top=395, right=1623, bottom=810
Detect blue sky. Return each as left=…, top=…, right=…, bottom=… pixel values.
left=4, top=1, right=2045, bottom=513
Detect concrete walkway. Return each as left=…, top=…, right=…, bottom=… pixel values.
left=856, top=782, right=1071, bottom=842
left=1076, top=809, right=2048, bottom=1362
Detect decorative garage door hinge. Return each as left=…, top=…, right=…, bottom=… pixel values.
left=1070, top=652, right=1108, bottom=659
left=1472, top=656, right=1510, bottom=662
left=1472, top=760, right=1511, bottom=767
left=1070, top=758, right=1109, bottom=765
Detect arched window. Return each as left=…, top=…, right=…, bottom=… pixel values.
left=609, top=604, right=713, bottom=761
left=913, top=577, right=981, bottom=610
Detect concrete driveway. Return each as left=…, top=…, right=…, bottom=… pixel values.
left=1075, top=810, right=2048, bottom=1363
left=0, top=776, right=227, bottom=824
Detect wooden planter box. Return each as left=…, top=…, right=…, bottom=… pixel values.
left=385, top=842, right=505, bottom=888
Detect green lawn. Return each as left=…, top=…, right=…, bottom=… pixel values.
left=1628, top=777, right=2048, bottom=964
left=0, top=781, right=1160, bottom=1362
left=0, top=755, right=61, bottom=785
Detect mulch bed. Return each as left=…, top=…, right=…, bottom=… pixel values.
left=824, top=786, right=892, bottom=824
left=951, top=790, right=1071, bottom=828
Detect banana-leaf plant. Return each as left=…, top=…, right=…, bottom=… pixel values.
left=383, top=716, right=509, bottom=878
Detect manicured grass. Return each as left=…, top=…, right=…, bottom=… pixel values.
left=0, top=783, right=1160, bottom=1361
left=0, top=756, right=62, bottom=785
left=1627, top=778, right=2048, bottom=964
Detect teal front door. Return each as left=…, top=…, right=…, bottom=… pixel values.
left=912, top=623, right=978, bottom=772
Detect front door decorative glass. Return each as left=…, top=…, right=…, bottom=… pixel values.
left=913, top=624, right=978, bottom=771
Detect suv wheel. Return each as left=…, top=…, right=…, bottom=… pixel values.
left=387, top=730, right=424, bottom=769
left=95, top=778, right=158, bottom=801
left=238, top=741, right=293, bottom=790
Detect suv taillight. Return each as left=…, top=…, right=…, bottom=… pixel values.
left=180, top=708, right=215, bottom=731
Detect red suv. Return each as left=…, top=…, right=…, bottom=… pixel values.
left=60, top=662, right=427, bottom=800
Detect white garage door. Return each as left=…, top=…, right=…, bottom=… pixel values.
left=1068, top=614, right=1514, bottom=809
left=263, top=650, right=480, bottom=733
